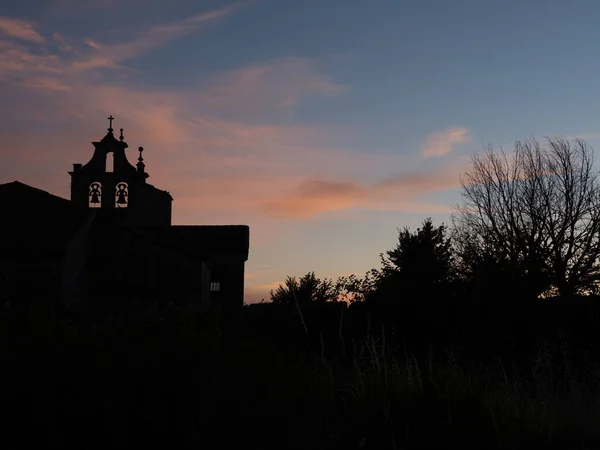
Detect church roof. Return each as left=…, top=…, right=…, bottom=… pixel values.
left=143, top=183, right=173, bottom=201
left=0, top=181, right=188, bottom=262
left=1, top=179, right=249, bottom=267
left=0, top=181, right=91, bottom=260
left=97, top=130, right=125, bottom=146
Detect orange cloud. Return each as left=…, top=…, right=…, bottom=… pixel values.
left=0, top=5, right=476, bottom=306
left=0, top=73, right=465, bottom=224
left=260, top=179, right=365, bottom=218
left=0, top=17, right=45, bottom=43
left=0, top=6, right=467, bottom=239
left=421, top=127, right=471, bottom=157
left=259, top=160, right=467, bottom=219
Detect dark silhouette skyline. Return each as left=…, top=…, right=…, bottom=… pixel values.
left=0, top=116, right=249, bottom=315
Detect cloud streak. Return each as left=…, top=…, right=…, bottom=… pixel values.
left=0, top=49, right=464, bottom=223
left=0, top=3, right=247, bottom=80
left=259, top=160, right=467, bottom=219
left=84, top=39, right=101, bottom=49
left=100, top=2, right=248, bottom=67
left=202, top=57, right=349, bottom=113
left=0, top=5, right=475, bottom=303
left=0, top=17, right=45, bottom=43
left=421, top=127, right=471, bottom=157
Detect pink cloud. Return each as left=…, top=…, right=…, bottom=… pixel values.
left=0, top=4, right=246, bottom=81
left=1, top=74, right=466, bottom=224
left=202, top=57, right=348, bottom=113
left=20, top=77, right=72, bottom=91
left=421, top=127, right=471, bottom=157
left=260, top=179, right=365, bottom=218
left=258, top=160, right=467, bottom=219
left=0, top=17, right=45, bottom=43
left=83, top=39, right=101, bottom=49
left=0, top=7, right=476, bottom=303
left=0, top=40, right=63, bottom=76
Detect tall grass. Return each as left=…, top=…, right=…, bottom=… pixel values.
left=2, top=301, right=600, bottom=449
left=315, top=329, right=600, bottom=449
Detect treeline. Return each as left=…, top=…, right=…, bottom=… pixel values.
left=270, top=137, right=600, bottom=307
left=6, top=136, right=600, bottom=449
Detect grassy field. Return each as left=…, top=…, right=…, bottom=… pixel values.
left=2, top=300, right=600, bottom=449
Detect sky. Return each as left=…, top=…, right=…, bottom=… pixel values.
left=2, top=0, right=600, bottom=303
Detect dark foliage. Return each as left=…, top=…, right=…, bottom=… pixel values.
left=367, top=218, right=457, bottom=308
left=270, top=271, right=342, bottom=304
left=3, top=298, right=600, bottom=449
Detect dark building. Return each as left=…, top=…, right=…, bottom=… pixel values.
left=0, top=117, right=249, bottom=314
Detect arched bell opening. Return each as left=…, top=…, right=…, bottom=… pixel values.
left=115, top=182, right=129, bottom=208
left=89, top=182, right=102, bottom=208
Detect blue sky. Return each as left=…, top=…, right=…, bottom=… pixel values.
left=1, top=0, right=600, bottom=301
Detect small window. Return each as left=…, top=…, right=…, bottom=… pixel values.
left=210, top=282, right=220, bottom=292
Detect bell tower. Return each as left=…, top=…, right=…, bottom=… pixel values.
left=69, top=116, right=173, bottom=227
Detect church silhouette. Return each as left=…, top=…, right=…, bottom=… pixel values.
left=0, top=117, right=249, bottom=315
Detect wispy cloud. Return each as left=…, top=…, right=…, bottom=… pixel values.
left=20, top=77, right=72, bottom=91
left=1, top=63, right=461, bottom=224
left=259, top=160, right=467, bottom=219
left=0, top=73, right=355, bottom=217
left=98, top=2, right=248, bottom=67
left=84, top=39, right=101, bottom=49
left=420, top=127, right=471, bottom=157
left=0, top=17, right=45, bottom=43
left=0, top=5, right=459, bottom=233
left=202, top=57, right=348, bottom=113
left=0, top=3, right=247, bottom=80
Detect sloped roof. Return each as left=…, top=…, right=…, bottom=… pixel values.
left=142, top=182, right=173, bottom=201
left=0, top=181, right=91, bottom=259
left=0, top=182, right=249, bottom=265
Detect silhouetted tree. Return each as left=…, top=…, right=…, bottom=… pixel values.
left=336, top=269, right=384, bottom=303
left=369, top=218, right=456, bottom=306
left=453, top=137, right=600, bottom=298
left=270, top=272, right=340, bottom=305
left=452, top=224, right=530, bottom=302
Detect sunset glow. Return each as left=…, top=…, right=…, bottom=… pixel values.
left=2, top=0, right=600, bottom=302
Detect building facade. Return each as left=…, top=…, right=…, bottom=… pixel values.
left=0, top=117, right=249, bottom=314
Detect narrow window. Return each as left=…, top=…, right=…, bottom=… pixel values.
left=115, top=182, right=128, bottom=208
left=107, top=153, right=114, bottom=173
left=89, top=182, right=102, bottom=208
left=210, top=282, right=220, bottom=292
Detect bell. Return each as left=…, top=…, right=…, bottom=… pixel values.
left=89, top=183, right=101, bottom=204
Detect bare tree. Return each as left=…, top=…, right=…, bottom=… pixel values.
left=453, top=137, right=600, bottom=298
